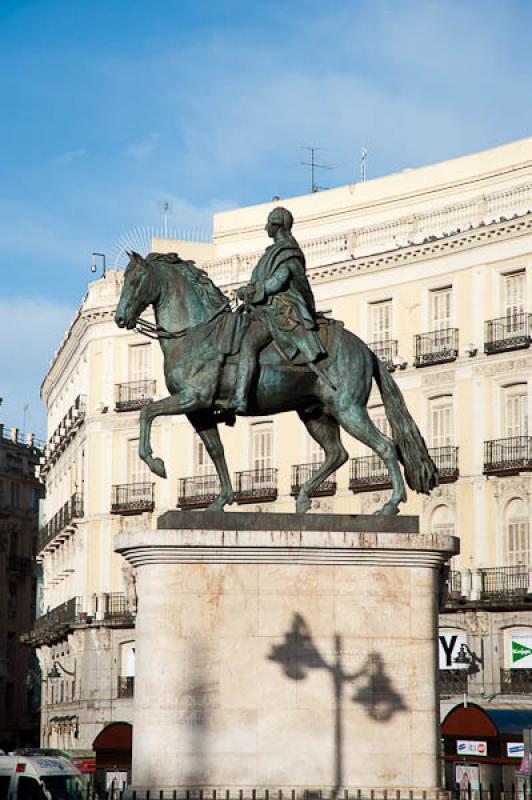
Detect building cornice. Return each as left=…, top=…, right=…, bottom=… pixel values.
left=41, top=182, right=532, bottom=399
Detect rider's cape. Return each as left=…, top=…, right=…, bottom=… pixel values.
left=249, top=238, right=326, bottom=363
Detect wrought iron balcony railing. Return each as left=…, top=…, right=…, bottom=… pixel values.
left=117, top=676, right=135, bottom=698
left=234, top=468, right=278, bottom=504
left=38, top=492, right=84, bottom=553
left=430, top=446, right=459, bottom=482
left=500, top=668, right=532, bottom=694
left=485, top=312, right=532, bottom=355
left=439, top=669, right=467, bottom=696
left=414, top=328, right=459, bottom=367
left=349, top=455, right=391, bottom=492
left=484, top=436, right=532, bottom=475
left=101, top=592, right=134, bottom=623
left=111, top=482, right=155, bottom=514
left=178, top=474, right=220, bottom=509
left=369, top=339, right=398, bottom=371
left=115, top=380, right=156, bottom=412
left=26, top=597, right=82, bottom=644
left=290, top=462, right=336, bottom=497
left=479, top=566, right=530, bottom=601
left=40, top=395, right=86, bottom=473
left=448, top=570, right=463, bottom=599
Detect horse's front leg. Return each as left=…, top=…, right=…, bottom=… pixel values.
left=189, top=413, right=234, bottom=511
left=139, top=390, right=203, bottom=478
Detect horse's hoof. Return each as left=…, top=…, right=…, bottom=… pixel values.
left=149, top=457, right=167, bottom=479
left=296, top=494, right=311, bottom=514
left=376, top=501, right=399, bottom=516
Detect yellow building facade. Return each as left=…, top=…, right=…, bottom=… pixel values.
left=33, top=138, right=532, bottom=756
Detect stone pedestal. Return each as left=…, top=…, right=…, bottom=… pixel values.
left=115, top=511, right=458, bottom=795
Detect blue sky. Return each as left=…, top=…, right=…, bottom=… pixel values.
left=1, top=0, right=532, bottom=435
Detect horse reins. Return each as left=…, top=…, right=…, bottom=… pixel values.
left=135, top=303, right=231, bottom=341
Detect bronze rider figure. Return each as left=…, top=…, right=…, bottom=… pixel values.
left=234, top=206, right=330, bottom=413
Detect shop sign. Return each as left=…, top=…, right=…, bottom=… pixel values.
left=510, top=634, right=532, bottom=669
left=507, top=742, right=524, bottom=758
left=457, top=740, right=487, bottom=756
left=439, top=632, right=468, bottom=669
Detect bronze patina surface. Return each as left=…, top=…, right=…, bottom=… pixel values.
left=115, top=208, right=438, bottom=515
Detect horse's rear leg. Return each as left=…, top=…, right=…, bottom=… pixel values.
left=296, top=409, right=348, bottom=513
left=189, top=413, right=234, bottom=511
left=336, top=404, right=406, bottom=515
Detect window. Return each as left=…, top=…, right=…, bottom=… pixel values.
left=127, top=439, right=150, bottom=484
left=505, top=499, right=530, bottom=566
left=430, top=287, right=452, bottom=331
left=129, top=344, right=151, bottom=382
left=430, top=396, right=453, bottom=449
left=503, top=271, right=525, bottom=318
left=361, top=406, right=390, bottom=456
left=308, top=435, right=324, bottom=465
left=370, top=300, right=392, bottom=342
left=431, top=504, right=455, bottom=537
left=251, top=423, right=273, bottom=472
left=121, top=641, right=136, bottom=677
left=503, top=385, right=528, bottom=438
left=194, top=435, right=215, bottom=477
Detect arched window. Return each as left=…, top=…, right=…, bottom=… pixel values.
left=430, top=504, right=455, bottom=537
left=505, top=498, right=530, bottom=566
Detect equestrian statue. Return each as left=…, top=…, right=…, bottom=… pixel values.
left=115, top=207, right=439, bottom=515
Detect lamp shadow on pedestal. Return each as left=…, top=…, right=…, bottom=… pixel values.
left=268, top=613, right=408, bottom=794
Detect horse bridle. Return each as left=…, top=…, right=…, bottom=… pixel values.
left=134, top=302, right=231, bottom=341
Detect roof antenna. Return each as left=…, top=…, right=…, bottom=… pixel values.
left=360, top=146, right=368, bottom=182
left=159, top=201, right=171, bottom=238
left=300, top=146, right=333, bottom=193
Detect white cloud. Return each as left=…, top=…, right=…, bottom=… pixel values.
left=0, top=298, right=76, bottom=437
left=51, top=148, right=88, bottom=166
left=126, top=132, right=160, bottom=160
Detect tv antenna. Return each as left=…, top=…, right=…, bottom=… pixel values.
left=159, top=201, right=171, bottom=238
left=300, top=146, right=333, bottom=193
left=360, top=146, right=368, bottom=182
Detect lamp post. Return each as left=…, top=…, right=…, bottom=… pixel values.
left=454, top=641, right=485, bottom=704
left=46, top=660, right=78, bottom=744
left=91, top=252, right=107, bottom=279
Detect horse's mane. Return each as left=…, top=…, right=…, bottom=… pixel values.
left=146, top=252, right=230, bottom=311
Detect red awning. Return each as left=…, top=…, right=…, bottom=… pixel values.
left=92, top=723, right=132, bottom=770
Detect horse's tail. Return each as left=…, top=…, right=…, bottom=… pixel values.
left=372, top=354, right=439, bottom=494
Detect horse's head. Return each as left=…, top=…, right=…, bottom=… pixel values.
left=115, top=251, right=158, bottom=329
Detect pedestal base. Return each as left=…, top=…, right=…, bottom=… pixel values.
left=115, top=512, right=457, bottom=795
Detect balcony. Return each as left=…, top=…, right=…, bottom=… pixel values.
left=484, top=436, right=532, bottom=475
left=485, top=313, right=532, bottom=355
left=500, top=668, right=532, bottom=694
left=234, top=468, right=278, bottom=504
left=25, top=597, right=82, bottom=645
left=349, top=455, right=391, bottom=493
left=414, top=328, right=459, bottom=367
left=101, top=593, right=134, bottom=624
left=111, top=482, right=154, bottom=514
left=290, top=462, right=336, bottom=497
left=40, top=395, right=86, bottom=473
left=479, top=566, right=530, bottom=601
left=178, top=474, right=220, bottom=509
left=115, top=380, right=156, bottom=412
left=117, top=676, right=134, bottom=698
left=38, top=492, right=84, bottom=553
left=369, top=339, right=398, bottom=371
left=448, top=570, right=463, bottom=600
left=439, top=669, right=467, bottom=696
left=430, top=446, right=459, bottom=483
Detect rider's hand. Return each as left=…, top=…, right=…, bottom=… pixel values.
left=237, top=284, right=255, bottom=303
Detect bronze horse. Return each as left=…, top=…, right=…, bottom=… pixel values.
left=115, top=251, right=438, bottom=514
